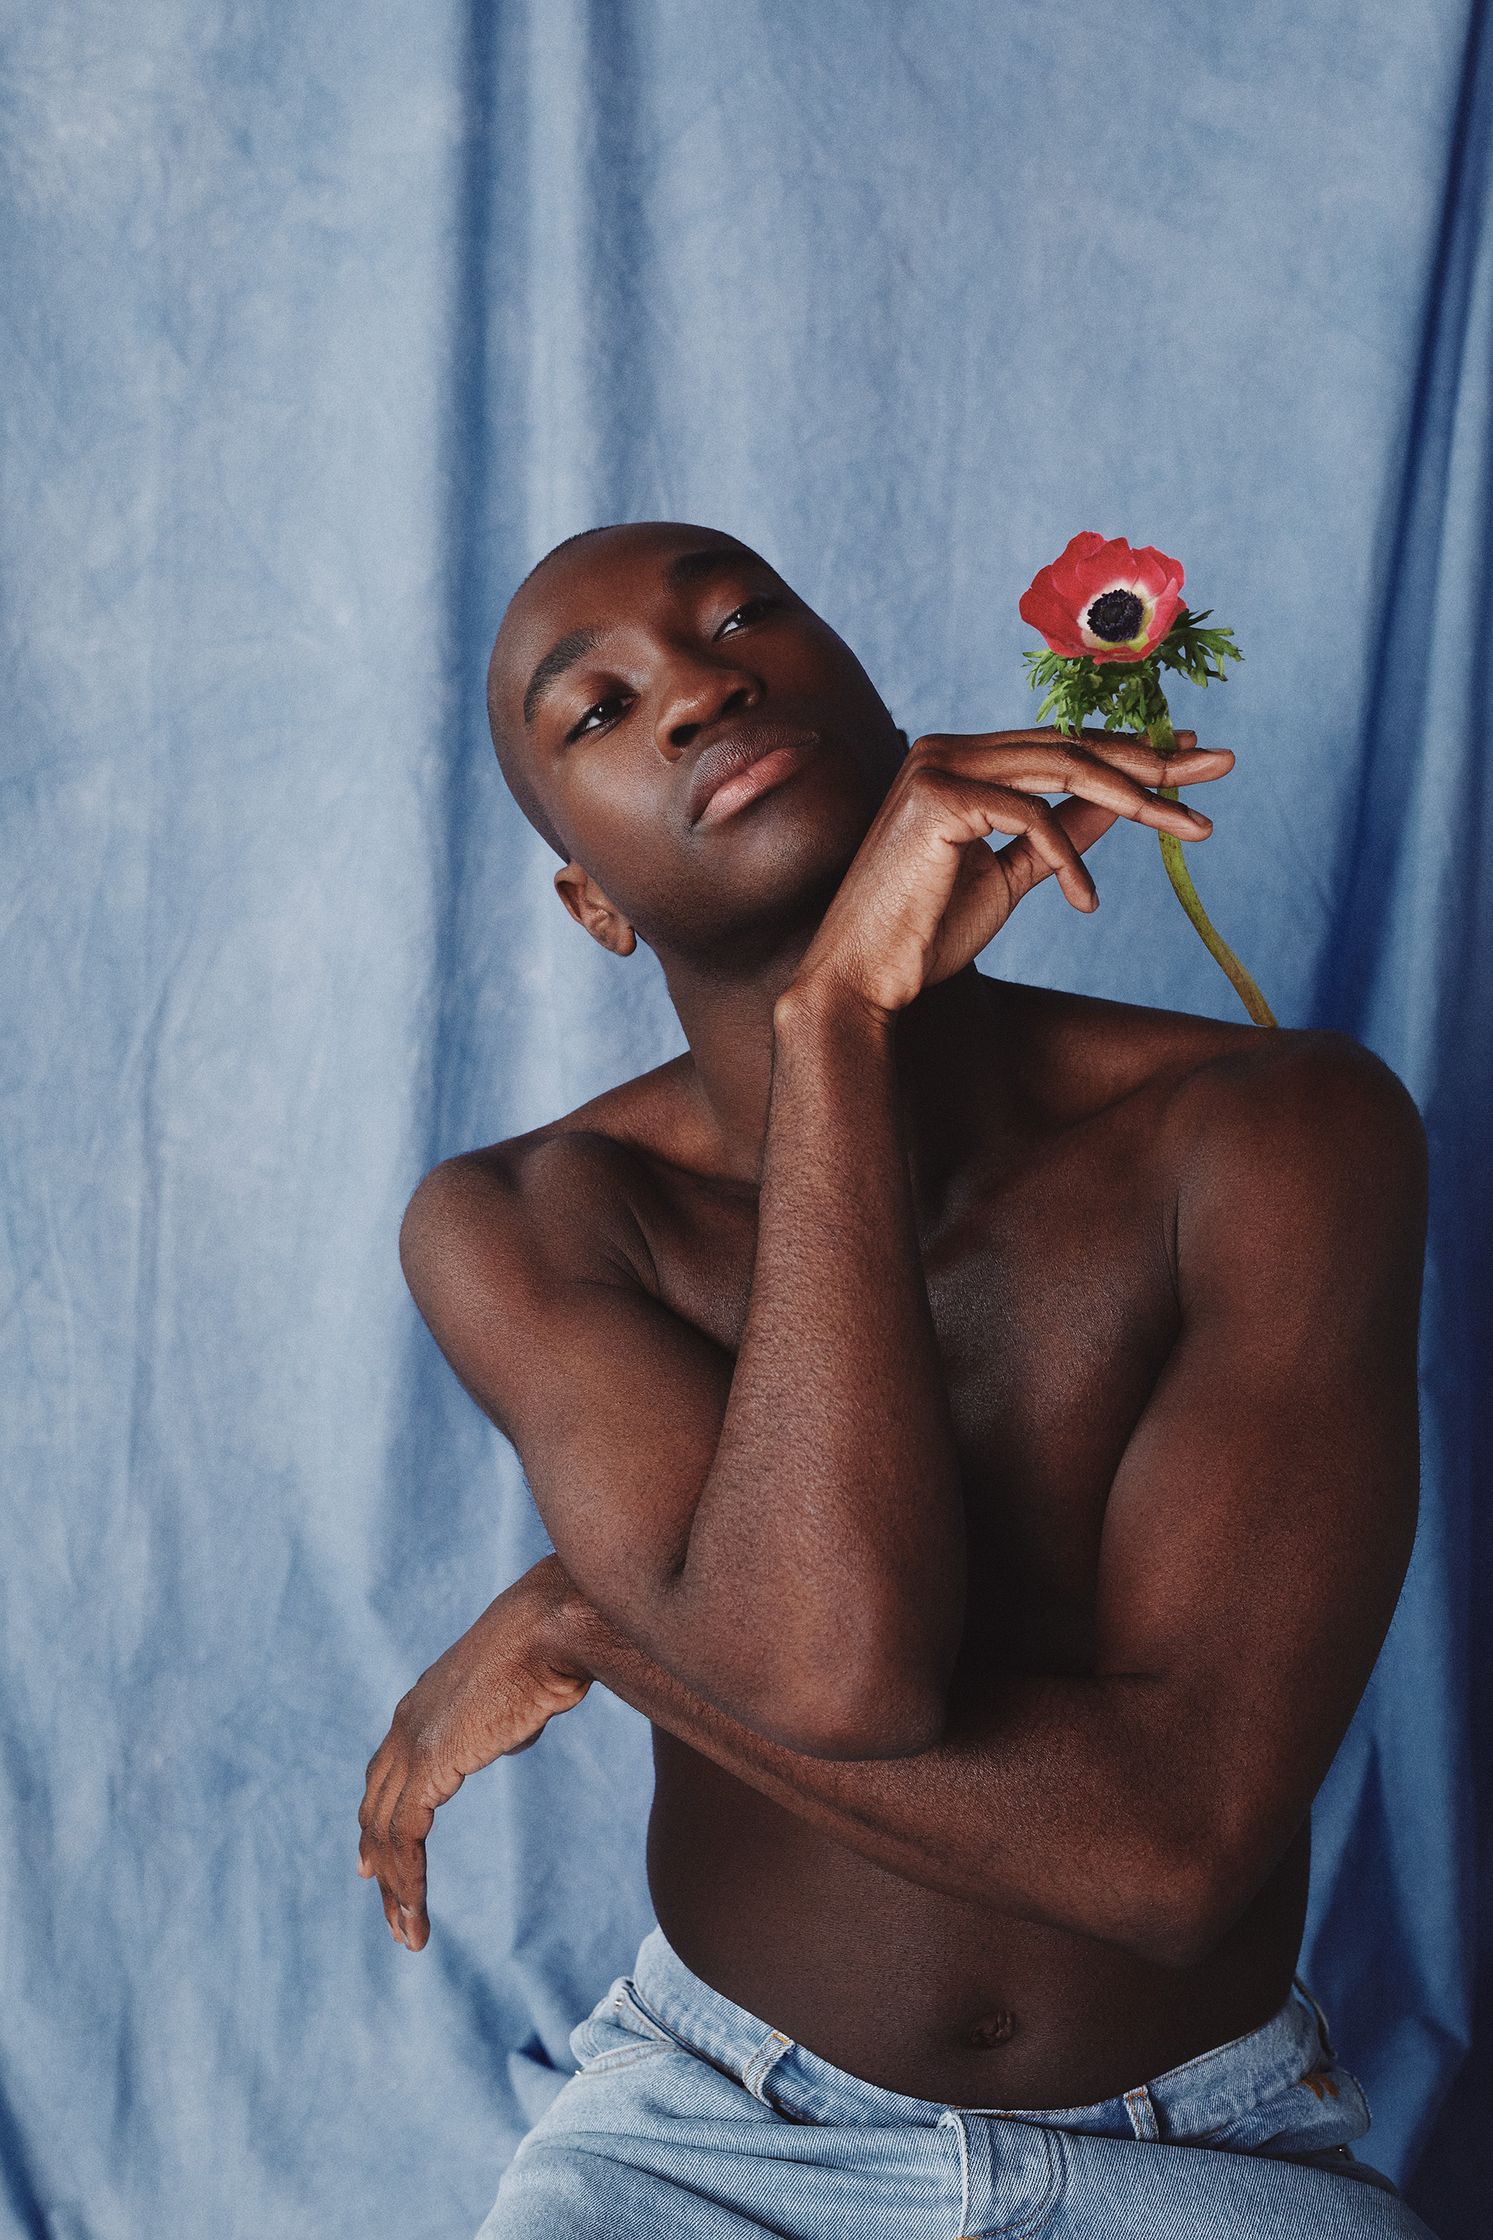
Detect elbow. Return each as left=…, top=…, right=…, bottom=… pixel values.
left=651, top=1566, right=953, bottom=1758
left=703, top=1571, right=959, bottom=1757
left=760, top=1670, right=950, bottom=1761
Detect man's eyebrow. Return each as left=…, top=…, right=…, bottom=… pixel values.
left=663, top=544, right=760, bottom=589
left=522, top=627, right=601, bottom=730
left=521, top=547, right=766, bottom=731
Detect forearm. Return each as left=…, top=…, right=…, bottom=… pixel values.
left=561, top=1577, right=1223, bottom=1962
left=674, top=987, right=966, bottom=1747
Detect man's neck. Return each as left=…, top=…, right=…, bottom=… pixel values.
left=658, top=946, right=1027, bottom=1201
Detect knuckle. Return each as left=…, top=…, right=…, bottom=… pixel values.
left=388, top=1794, right=431, bottom=1850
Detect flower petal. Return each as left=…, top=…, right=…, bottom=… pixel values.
left=1127, top=544, right=1186, bottom=599
left=1045, top=532, right=1113, bottom=603
left=1143, top=586, right=1185, bottom=647
left=1019, top=581, right=1085, bottom=649
left=1022, top=534, right=1189, bottom=665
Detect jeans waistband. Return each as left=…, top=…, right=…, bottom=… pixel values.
left=627, top=1923, right=1332, bottom=2139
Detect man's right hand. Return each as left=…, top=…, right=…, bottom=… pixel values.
left=357, top=1554, right=591, bottom=1950
left=784, top=726, right=1234, bottom=1024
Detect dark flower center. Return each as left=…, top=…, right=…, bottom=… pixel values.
left=1085, top=588, right=1144, bottom=642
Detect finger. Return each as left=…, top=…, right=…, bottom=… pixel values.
left=915, top=726, right=1214, bottom=762
left=1037, top=732, right=1234, bottom=787
left=358, top=1742, right=420, bottom=1906
left=1064, top=725, right=1215, bottom=763
left=1051, top=796, right=1123, bottom=858
left=915, top=729, right=1232, bottom=798
left=947, top=779, right=1100, bottom=912
left=1005, top=726, right=1223, bottom=766
left=385, top=1783, right=437, bottom=1937
left=379, top=1874, right=422, bottom=1950
left=1049, top=736, right=1233, bottom=784
left=360, top=1728, right=403, bottom=1816
left=358, top=1748, right=405, bottom=1869
left=359, top=1820, right=398, bottom=1912
left=1015, top=771, right=1212, bottom=839
left=370, top=1829, right=428, bottom=1950
left=987, top=827, right=1095, bottom=915
left=909, top=734, right=1220, bottom=838
left=358, top=1739, right=391, bottom=1832
left=959, top=750, right=1215, bottom=839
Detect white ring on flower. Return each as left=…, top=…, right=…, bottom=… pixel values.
left=1078, top=577, right=1155, bottom=653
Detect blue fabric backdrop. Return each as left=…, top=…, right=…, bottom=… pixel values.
left=2, top=3, right=1488, bottom=2234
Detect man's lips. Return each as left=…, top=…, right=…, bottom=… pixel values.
left=687, top=723, right=822, bottom=826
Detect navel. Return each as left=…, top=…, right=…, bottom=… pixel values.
left=962, top=2009, right=1017, bottom=2051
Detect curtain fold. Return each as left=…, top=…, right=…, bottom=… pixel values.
left=1, top=3, right=1486, bottom=2232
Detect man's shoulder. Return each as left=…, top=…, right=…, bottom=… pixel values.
left=1004, top=975, right=1420, bottom=1148
left=1147, top=1018, right=1428, bottom=1298
left=994, top=979, right=1255, bottom=1164
left=1153, top=1014, right=1426, bottom=1174
left=1005, top=981, right=1426, bottom=1289
left=400, top=1056, right=691, bottom=1295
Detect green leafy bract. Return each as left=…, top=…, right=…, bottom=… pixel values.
left=1021, top=606, right=1244, bottom=743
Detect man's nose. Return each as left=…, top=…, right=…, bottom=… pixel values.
left=658, top=657, right=760, bottom=752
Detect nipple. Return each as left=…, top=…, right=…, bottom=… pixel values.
left=963, top=2010, right=1017, bottom=2051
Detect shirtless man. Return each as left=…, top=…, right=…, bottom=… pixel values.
left=357, top=520, right=1436, bottom=2237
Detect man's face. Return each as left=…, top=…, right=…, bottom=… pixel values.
left=488, top=522, right=904, bottom=959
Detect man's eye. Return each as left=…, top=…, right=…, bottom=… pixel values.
left=716, top=595, right=780, bottom=636
left=568, top=693, right=630, bottom=741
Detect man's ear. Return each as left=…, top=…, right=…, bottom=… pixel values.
left=553, top=862, right=638, bottom=956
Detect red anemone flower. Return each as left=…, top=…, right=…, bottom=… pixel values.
left=1019, top=532, right=1185, bottom=665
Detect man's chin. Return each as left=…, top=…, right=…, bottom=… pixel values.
left=666, top=835, right=858, bottom=970
left=698, top=764, right=869, bottom=872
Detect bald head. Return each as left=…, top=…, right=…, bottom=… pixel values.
left=479, top=518, right=901, bottom=965
left=486, top=522, right=765, bottom=861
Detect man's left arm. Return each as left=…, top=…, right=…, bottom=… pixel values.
left=362, top=1032, right=1428, bottom=1967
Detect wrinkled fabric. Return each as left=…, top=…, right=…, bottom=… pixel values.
left=1, top=3, right=1488, bottom=2236
left=481, top=1927, right=1433, bottom=2237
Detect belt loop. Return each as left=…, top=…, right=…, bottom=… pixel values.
left=939, top=2109, right=973, bottom=2238
left=741, top=2027, right=794, bottom=2103
left=1292, top=1974, right=1338, bottom=2060
left=1124, top=2084, right=1161, bottom=2140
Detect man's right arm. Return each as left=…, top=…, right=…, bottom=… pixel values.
left=399, top=725, right=1229, bottom=1763
left=399, top=991, right=966, bottom=1761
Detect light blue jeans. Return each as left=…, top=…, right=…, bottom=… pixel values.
left=478, top=1923, right=1439, bottom=2236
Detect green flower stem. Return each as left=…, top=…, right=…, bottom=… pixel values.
left=1143, top=703, right=1278, bottom=1029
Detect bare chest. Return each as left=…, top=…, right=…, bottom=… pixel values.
left=631, top=1107, right=1181, bottom=1674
